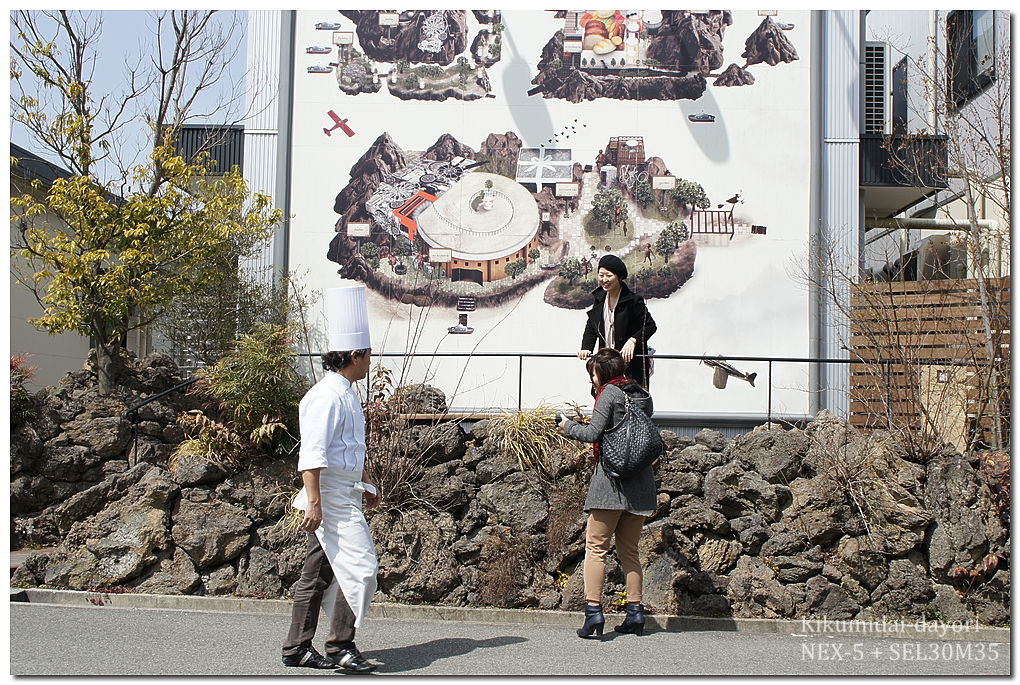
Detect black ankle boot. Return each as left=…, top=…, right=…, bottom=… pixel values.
left=576, top=604, right=605, bottom=639
left=614, top=602, right=645, bottom=635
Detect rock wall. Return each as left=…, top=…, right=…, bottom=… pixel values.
left=11, top=353, right=201, bottom=548
left=10, top=372, right=1010, bottom=625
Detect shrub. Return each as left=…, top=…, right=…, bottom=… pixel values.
left=172, top=323, right=307, bottom=467
left=487, top=405, right=587, bottom=483
left=478, top=526, right=538, bottom=607
left=362, top=364, right=428, bottom=511
left=10, top=354, right=36, bottom=425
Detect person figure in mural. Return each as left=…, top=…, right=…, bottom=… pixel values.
left=577, top=254, right=657, bottom=388
left=282, top=285, right=381, bottom=674
left=581, top=256, right=592, bottom=277
left=642, top=243, right=653, bottom=264
left=557, top=348, right=655, bottom=639
left=388, top=253, right=398, bottom=271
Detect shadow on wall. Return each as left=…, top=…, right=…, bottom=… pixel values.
left=500, top=27, right=555, bottom=148
left=679, top=88, right=730, bottom=163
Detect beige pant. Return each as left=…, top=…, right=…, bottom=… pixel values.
left=583, top=509, right=646, bottom=604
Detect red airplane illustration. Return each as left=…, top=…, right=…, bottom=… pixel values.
left=324, top=110, right=355, bottom=137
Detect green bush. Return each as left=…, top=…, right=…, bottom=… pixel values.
left=173, top=323, right=308, bottom=466
left=10, top=354, right=36, bottom=426
left=199, top=323, right=307, bottom=432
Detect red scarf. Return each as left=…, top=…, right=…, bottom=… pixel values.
left=591, top=376, right=630, bottom=463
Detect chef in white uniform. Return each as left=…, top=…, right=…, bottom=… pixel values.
left=282, top=285, right=381, bottom=674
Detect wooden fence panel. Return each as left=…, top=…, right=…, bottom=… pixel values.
left=849, top=277, right=1011, bottom=449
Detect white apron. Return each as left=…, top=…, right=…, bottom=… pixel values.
left=293, top=468, right=378, bottom=627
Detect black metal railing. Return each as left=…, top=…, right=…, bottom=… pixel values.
left=123, top=377, right=199, bottom=465
left=298, top=351, right=980, bottom=425
left=859, top=133, right=949, bottom=189
left=127, top=351, right=985, bottom=450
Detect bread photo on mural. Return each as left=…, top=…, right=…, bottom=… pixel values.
left=304, top=10, right=502, bottom=101
left=529, top=10, right=799, bottom=102
left=326, top=128, right=769, bottom=323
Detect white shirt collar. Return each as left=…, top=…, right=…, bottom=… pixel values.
left=324, top=371, right=353, bottom=393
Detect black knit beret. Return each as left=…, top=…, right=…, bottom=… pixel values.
left=597, top=254, right=628, bottom=280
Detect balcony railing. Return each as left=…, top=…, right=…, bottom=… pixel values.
left=859, top=133, right=949, bottom=188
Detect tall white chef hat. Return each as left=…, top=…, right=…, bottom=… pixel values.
left=325, top=284, right=371, bottom=351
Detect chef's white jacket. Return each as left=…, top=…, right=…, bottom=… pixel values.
left=297, top=372, right=366, bottom=473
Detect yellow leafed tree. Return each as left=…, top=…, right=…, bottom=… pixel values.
left=10, top=11, right=283, bottom=394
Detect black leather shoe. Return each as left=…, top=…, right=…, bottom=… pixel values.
left=614, top=602, right=646, bottom=636
left=576, top=604, right=605, bottom=639
left=282, top=646, right=338, bottom=669
left=329, top=645, right=378, bottom=674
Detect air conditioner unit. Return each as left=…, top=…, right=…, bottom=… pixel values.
left=864, top=42, right=891, bottom=134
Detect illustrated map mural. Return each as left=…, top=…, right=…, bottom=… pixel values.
left=290, top=10, right=813, bottom=415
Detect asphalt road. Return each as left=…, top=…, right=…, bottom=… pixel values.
left=10, top=603, right=1010, bottom=677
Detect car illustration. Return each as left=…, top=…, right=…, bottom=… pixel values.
left=307, top=65, right=333, bottom=74
left=314, top=21, right=342, bottom=30
left=688, top=112, right=716, bottom=123
left=306, top=45, right=332, bottom=54
left=776, top=21, right=795, bottom=30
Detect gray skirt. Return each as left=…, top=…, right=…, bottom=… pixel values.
left=583, top=459, right=656, bottom=514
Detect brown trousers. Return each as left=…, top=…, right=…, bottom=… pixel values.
left=282, top=534, right=356, bottom=656
left=583, top=509, right=646, bottom=604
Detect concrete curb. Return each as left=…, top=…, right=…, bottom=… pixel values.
left=11, top=588, right=1008, bottom=643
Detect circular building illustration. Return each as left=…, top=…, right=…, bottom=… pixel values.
left=413, top=172, right=540, bottom=284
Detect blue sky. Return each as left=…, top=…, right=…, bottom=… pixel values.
left=9, top=10, right=247, bottom=185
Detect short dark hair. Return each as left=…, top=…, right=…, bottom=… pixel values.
left=585, top=348, right=628, bottom=386
left=322, top=348, right=370, bottom=372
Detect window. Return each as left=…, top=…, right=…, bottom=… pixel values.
left=947, top=10, right=996, bottom=107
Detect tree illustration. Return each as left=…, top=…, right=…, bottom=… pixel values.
left=528, top=248, right=541, bottom=263
left=559, top=257, right=582, bottom=283
left=590, top=188, right=628, bottom=230
left=655, top=232, right=676, bottom=263
left=670, top=179, right=711, bottom=212
left=505, top=259, right=527, bottom=279
left=633, top=179, right=654, bottom=207
left=663, top=221, right=689, bottom=248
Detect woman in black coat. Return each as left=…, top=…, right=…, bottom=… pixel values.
left=577, top=254, right=657, bottom=388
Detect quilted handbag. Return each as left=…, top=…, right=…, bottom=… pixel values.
left=599, top=390, right=664, bottom=479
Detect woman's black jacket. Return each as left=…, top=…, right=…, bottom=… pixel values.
left=581, top=281, right=657, bottom=387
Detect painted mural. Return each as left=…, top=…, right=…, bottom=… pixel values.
left=289, top=10, right=813, bottom=415
left=306, top=11, right=502, bottom=101
left=529, top=11, right=798, bottom=102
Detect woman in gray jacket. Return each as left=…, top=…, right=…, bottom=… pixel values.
left=558, top=348, right=655, bottom=639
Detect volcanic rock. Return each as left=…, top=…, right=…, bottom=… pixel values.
left=332, top=132, right=409, bottom=222
left=714, top=63, right=755, bottom=86
left=424, top=133, right=477, bottom=162
left=479, top=131, right=522, bottom=179
left=742, top=17, right=799, bottom=67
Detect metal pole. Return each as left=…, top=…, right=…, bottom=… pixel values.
left=767, top=360, right=773, bottom=426
left=518, top=355, right=523, bottom=411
